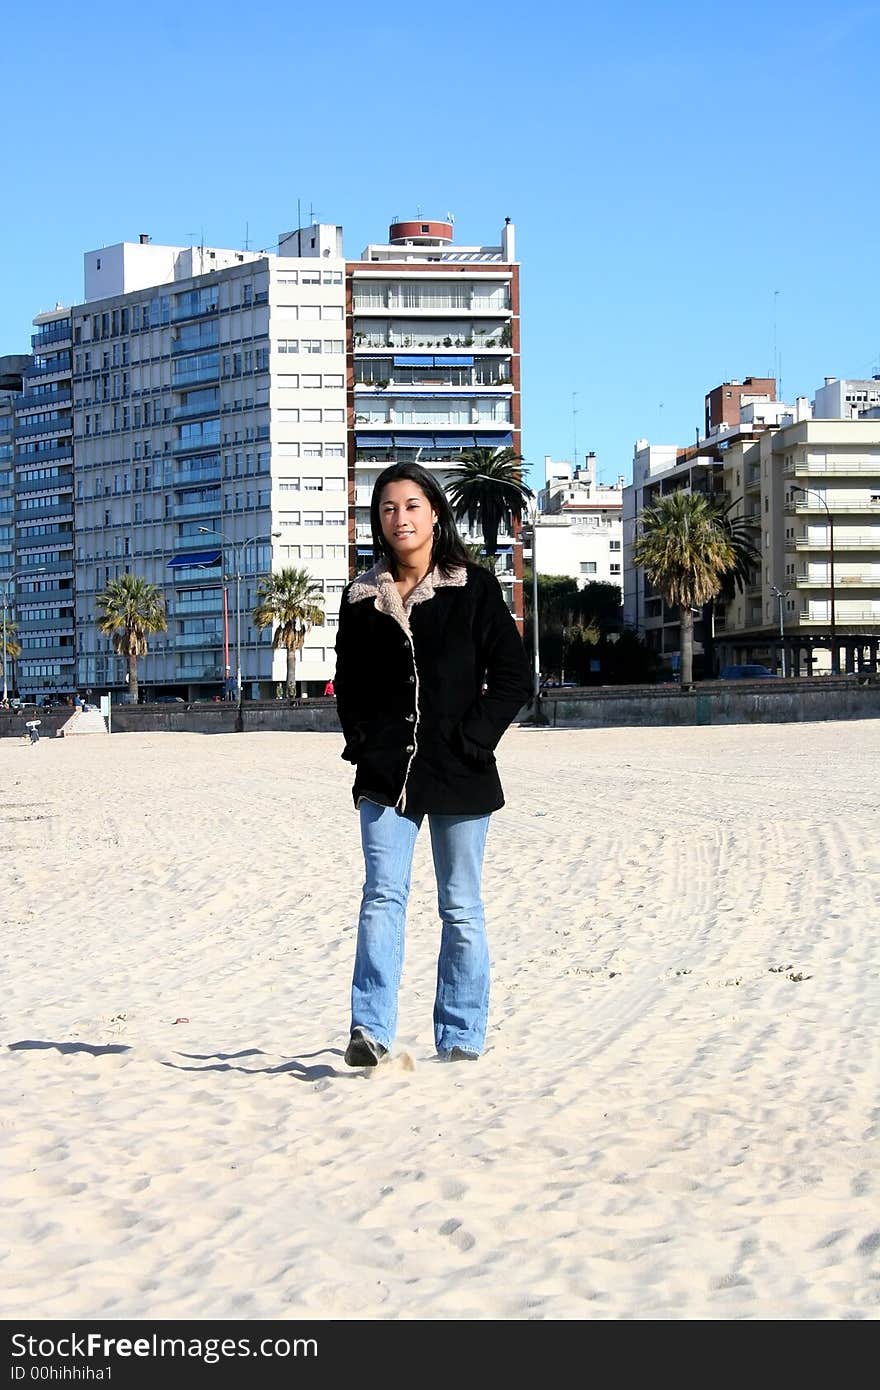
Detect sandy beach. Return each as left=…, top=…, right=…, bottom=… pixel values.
left=1, top=720, right=879, bottom=1320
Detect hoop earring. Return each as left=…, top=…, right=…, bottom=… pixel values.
left=433, top=520, right=441, bottom=538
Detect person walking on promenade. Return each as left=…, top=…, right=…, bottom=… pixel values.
left=334, top=462, right=531, bottom=1066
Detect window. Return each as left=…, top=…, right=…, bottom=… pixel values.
left=323, top=374, right=344, bottom=389
left=300, top=305, right=321, bottom=320
left=301, top=374, right=321, bottom=389
left=327, top=544, right=346, bottom=559
left=302, top=544, right=324, bottom=558
left=303, top=510, right=322, bottom=526
left=323, top=340, right=344, bottom=354
left=302, top=477, right=323, bottom=491
left=322, top=305, right=344, bottom=320
left=325, top=511, right=345, bottom=526
left=278, top=339, right=299, bottom=354
left=301, top=270, right=320, bottom=285
left=324, top=409, right=344, bottom=423
left=609, top=539, right=621, bottom=551
left=325, top=476, right=346, bottom=491
left=302, top=408, right=322, bottom=422
left=279, top=477, right=300, bottom=490
left=323, top=271, right=343, bottom=284
left=324, top=445, right=345, bottom=458
left=279, top=511, right=301, bottom=526
left=303, top=443, right=322, bottom=458
left=610, top=563, right=621, bottom=575
left=580, top=562, right=597, bottom=575
left=301, top=339, right=321, bottom=354
left=278, top=408, right=300, bottom=422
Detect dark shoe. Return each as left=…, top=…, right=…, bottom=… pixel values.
left=441, top=1046, right=480, bottom=1062
left=344, top=1027, right=387, bottom=1067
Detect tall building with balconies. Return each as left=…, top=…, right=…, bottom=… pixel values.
left=349, top=216, right=522, bottom=617
left=13, top=314, right=76, bottom=701
left=71, top=228, right=348, bottom=699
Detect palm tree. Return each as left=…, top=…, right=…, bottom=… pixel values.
left=703, top=499, right=761, bottom=674
left=252, top=567, right=325, bottom=698
left=2, top=620, right=21, bottom=662
left=633, top=490, right=736, bottom=686
left=445, top=447, right=533, bottom=556
left=96, top=574, right=167, bottom=704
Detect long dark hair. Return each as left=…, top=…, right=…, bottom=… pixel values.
left=370, top=462, right=471, bottom=576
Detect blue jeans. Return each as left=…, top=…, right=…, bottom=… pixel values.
left=351, top=799, right=491, bottom=1056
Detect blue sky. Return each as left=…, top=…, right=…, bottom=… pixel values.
left=2, top=0, right=878, bottom=489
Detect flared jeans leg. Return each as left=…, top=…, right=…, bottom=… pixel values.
left=429, top=813, right=491, bottom=1056
left=350, top=800, right=420, bottom=1049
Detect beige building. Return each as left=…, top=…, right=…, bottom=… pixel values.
left=625, top=390, right=880, bottom=676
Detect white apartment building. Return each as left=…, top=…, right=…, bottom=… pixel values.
left=71, top=227, right=349, bottom=698
left=534, top=452, right=625, bottom=590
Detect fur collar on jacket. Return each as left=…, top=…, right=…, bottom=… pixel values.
left=347, top=561, right=467, bottom=638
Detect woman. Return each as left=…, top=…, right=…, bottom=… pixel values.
left=334, top=462, right=531, bottom=1066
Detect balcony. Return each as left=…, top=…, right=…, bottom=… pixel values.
left=785, top=458, right=880, bottom=477
left=173, top=497, right=221, bottom=519
left=171, top=299, right=219, bottom=324
left=26, top=354, right=71, bottom=379
left=17, top=388, right=72, bottom=411
left=14, top=445, right=73, bottom=464
left=13, top=586, right=74, bottom=604
left=787, top=497, right=880, bottom=513
left=174, top=632, right=224, bottom=649
left=352, top=296, right=510, bottom=315
left=799, top=607, right=880, bottom=624
left=31, top=323, right=71, bottom=350
left=798, top=572, right=880, bottom=587
left=18, top=643, right=76, bottom=661
left=172, top=462, right=222, bottom=486
left=171, top=360, right=220, bottom=389
left=171, top=596, right=225, bottom=615
left=171, top=330, right=220, bottom=356
left=794, top=533, right=880, bottom=550
left=172, top=392, right=221, bottom=421
left=14, top=418, right=72, bottom=440
left=13, top=615, right=74, bottom=633
left=172, top=433, right=221, bottom=455
left=173, top=531, right=224, bottom=551
left=169, top=568, right=223, bottom=588
left=17, top=529, right=75, bottom=551
left=14, top=472, right=73, bottom=495
left=175, top=662, right=225, bottom=681
left=13, top=502, right=74, bottom=523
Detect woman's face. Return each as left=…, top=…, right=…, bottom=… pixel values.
left=378, top=480, right=438, bottom=562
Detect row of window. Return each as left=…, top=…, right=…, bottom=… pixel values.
left=275, top=305, right=344, bottom=321
left=277, top=339, right=344, bottom=355
left=278, top=511, right=346, bottom=527
left=276, top=270, right=343, bottom=286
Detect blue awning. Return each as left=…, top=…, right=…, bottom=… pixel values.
left=393, top=355, right=433, bottom=367
left=393, top=435, right=435, bottom=449
left=356, top=434, right=393, bottom=447
left=167, top=548, right=222, bottom=568
left=475, top=432, right=513, bottom=447
left=442, top=356, right=474, bottom=366
left=433, top=434, right=476, bottom=448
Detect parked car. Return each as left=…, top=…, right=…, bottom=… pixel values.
left=155, top=695, right=186, bottom=703
left=718, top=664, right=777, bottom=679
left=540, top=679, right=578, bottom=689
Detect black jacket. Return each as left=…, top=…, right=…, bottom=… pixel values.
left=334, top=560, right=532, bottom=816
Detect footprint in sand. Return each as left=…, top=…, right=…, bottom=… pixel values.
left=439, top=1217, right=475, bottom=1252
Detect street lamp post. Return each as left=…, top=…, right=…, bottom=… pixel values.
left=2, top=568, right=46, bottom=703
left=770, top=584, right=790, bottom=677
left=791, top=484, right=837, bottom=674
left=199, top=528, right=280, bottom=716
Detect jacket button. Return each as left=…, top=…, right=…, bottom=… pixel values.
left=405, top=713, right=415, bottom=722
left=405, top=744, right=414, bottom=753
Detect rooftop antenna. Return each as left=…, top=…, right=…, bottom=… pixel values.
left=772, top=289, right=780, bottom=395
left=572, top=391, right=579, bottom=471
left=244, top=221, right=250, bottom=251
